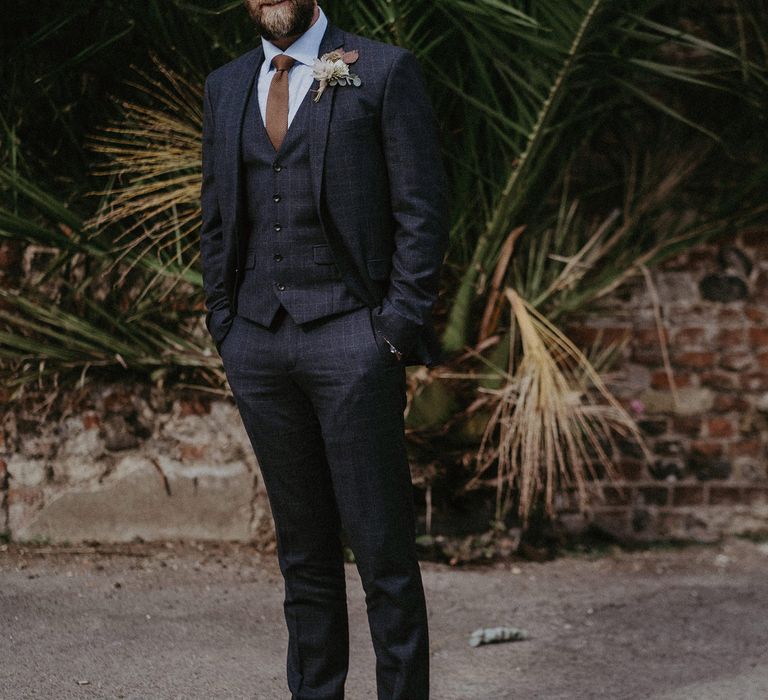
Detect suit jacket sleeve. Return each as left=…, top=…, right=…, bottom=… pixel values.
left=200, top=75, right=233, bottom=348
left=373, top=49, right=450, bottom=355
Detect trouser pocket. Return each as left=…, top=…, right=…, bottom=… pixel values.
left=366, top=306, right=400, bottom=365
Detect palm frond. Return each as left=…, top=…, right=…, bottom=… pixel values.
left=469, top=288, right=652, bottom=526
left=85, top=57, right=204, bottom=294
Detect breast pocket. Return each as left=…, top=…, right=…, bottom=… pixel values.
left=331, top=114, right=378, bottom=136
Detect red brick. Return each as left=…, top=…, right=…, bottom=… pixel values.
left=708, top=485, right=744, bottom=506
left=674, top=327, right=706, bottom=347
left=0, top=457, right=6, bottom=475
left=672, top=485, right=705, bottom=506
left=713, top=395, right=750, bottom=413
left=179, top=443, right=207, bottom=461
left=672, top=351, right=717, bottom=369
left=716, top=307, right=746, bottom=324
left=594, top=326, right=632, bottom=346
left=748, top=327, right=768, bottom=347
left=638, top=485, right=669, bottom=506
left=7, top=486, right=43, bottom=506
left=757, top=352, right=768, bottom=369
left=636, top=327, right=669, bottom=345
left=741, top=372, right=768, bottom=391
left=672, top=416, right=702, bottom=436
left=716, top=328, right=746, bottom=348
left=755, top=272, right=768, bottom=300
left=82, top=412, right=100, bottom=430
left=179, top=397, right=210, bottom=417
left=690, top=441, right=724, bottom=458
left=566, top=326, right=622, bottom=349
left=745, top=305, right=768, bottom=323
left=650, top=371, right=692, bottom=390
left=700, top=371, right=738, bottom=390
left=707, top=417, right=734, bottom=438
left=632, top=347, right=664, bottom=365
left=729, top=438, right=763, bottom=459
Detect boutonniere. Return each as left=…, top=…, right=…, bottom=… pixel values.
left=312, top=47, right=361, bottom=103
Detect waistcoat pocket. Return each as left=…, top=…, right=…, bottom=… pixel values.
left=313, top=244, right=336, bottom=264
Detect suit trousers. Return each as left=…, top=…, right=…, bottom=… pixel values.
left=219, top=303, right=430, bottom=700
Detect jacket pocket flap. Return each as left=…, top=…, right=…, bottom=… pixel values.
left=333, top=115, right=376, bottom=133
left=313, top=244, right=336, bottom=264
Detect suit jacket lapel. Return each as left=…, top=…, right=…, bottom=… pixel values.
left=309, top=21, right=346, bottom=218
left=224, top=45, right=263, bottom=239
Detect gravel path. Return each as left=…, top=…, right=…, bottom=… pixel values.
left=1, top=536, right=767, bottom=699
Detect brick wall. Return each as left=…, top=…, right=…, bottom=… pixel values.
left=561, top=230, right=768, bottom=542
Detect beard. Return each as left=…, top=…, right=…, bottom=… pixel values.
left=244, top=0, right=316, bottom=42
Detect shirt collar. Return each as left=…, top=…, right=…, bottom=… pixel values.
left=261, top=5, right=329, bottom=69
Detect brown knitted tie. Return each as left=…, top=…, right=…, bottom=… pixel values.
left=265, top=54, right=296, bottom=151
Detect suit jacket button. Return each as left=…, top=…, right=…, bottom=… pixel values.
left=273, top=161, right=282, bottom=172
left=276, top=282, right=286, bottom=291
left=273, top=253, right=283, bottom=261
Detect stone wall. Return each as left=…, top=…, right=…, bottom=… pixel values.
left=561, top=230, right=768, bottom=542
left=0, top=386, right=272, bottom=545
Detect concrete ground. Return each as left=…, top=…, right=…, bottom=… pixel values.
left=1, top=536, right=767, bottom=700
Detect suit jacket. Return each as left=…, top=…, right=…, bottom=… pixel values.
left=200, top=18, right=450, bottom=367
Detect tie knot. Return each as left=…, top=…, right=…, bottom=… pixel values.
left=272, top=54, right=296, bottom=72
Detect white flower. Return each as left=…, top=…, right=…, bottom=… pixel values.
left=312, top=48, right=362, bottom=102
left=312, top=57, right=349, bottom=82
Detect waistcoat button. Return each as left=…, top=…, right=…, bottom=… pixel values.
left=273, top=194, right=281, bottom=203
left=274, top=223, right=282, bottom=232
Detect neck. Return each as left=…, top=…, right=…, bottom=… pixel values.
left=271, top=4, right=320, bottom=50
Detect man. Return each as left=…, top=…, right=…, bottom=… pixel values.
left=199, top=0, right=448, bottom=697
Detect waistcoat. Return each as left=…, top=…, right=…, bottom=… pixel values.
left=235, top=67, right=364, bottom=327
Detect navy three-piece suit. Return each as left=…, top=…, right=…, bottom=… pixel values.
left=199, top=12, right=449, bottom=700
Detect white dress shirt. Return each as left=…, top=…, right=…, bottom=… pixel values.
left=258, top=6, right=329, bottom=127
